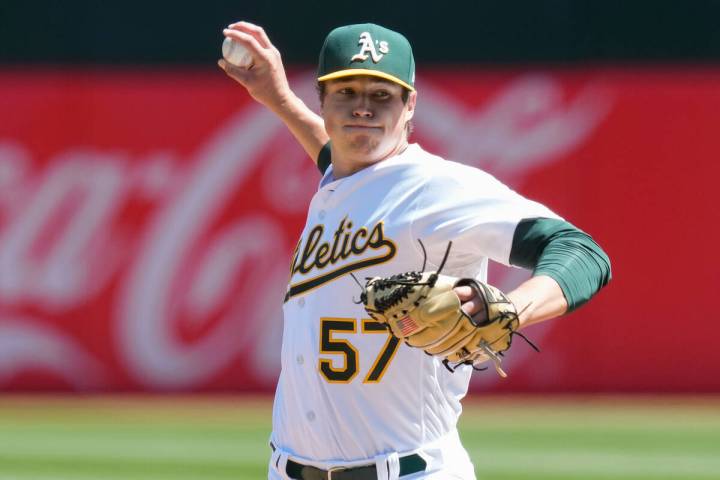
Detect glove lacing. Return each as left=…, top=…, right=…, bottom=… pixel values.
left=358, top=240, right=541, bottom=376
left=361, top=240, right=451, bottom=314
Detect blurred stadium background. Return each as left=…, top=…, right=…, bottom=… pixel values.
left=1, top=1, right=719, bottom=478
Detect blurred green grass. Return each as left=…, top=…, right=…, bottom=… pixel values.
left=0, top=395, right=718, bottom=479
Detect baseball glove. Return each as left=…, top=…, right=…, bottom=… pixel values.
left=359, top=248, right=536, bottom=377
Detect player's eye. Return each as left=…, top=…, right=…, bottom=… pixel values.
left=373, top=90, right=391, bottom=99
left=338, top=87, right=355, bottom=95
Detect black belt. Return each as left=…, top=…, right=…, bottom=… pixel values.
left=272, top=444, right=427, bottom=480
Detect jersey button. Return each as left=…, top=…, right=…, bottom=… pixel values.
left=296, top=355, right=304, bottom=365
left=298, top=298, right=305, bottom=307
left=306, top=411, right=316, bottom=421
left=318, top=210, right=326, bottom=220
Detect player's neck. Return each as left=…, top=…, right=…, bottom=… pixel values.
left=331, top=139, right=409, bottom=179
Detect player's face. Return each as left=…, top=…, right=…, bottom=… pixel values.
left=321, top=77, right=416, bottom=170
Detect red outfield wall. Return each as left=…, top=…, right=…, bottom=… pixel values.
left=0, top=68, right=718, bottom=392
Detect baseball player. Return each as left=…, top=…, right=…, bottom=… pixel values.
left=220, top=22, right=611, bottom=480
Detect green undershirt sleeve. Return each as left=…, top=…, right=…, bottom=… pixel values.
left=509, top=217, right=612, bottom=312
left=317, top=141, right=332, bottom=175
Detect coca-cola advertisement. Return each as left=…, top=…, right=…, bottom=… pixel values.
left=1, top=67, right=719, bottom=392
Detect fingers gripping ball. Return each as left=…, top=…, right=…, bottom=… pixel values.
left=361, top=272, right=525, bottom=377
left=222, top=37, right=254, bottom=68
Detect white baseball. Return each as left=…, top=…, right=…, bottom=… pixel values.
left=222, top=37, right=254, bottom=68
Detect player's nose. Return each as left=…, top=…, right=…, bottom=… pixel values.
left=353, top=108, right=373, bottom=118
left=352, top=95, right=373, bottom=117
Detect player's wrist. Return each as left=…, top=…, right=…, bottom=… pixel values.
left=268, top=91, right=303, bottom=117
left=507, top=275, right=568, bottom=329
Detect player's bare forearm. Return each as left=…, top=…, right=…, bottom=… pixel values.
left=270, top=94, right=329, bottom=163
left=456, top=274, right=567, bottom=330
left=506, top=275, right=568, bottom=329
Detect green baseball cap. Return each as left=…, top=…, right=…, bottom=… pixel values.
left=317, top=23, right=415, bottom=92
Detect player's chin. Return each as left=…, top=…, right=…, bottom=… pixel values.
left=347, top=135, right=381, bottom=154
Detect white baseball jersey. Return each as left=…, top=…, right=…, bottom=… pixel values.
left=271, top=143, right=557, bottom=472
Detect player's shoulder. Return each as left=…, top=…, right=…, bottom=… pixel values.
left=398, top=143, right=503, bottom=190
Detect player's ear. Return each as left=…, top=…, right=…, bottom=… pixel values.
left=404, top=91, right=417, bottom=122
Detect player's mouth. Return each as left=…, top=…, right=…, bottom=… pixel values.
left=343, top=124, right=382, bottom=131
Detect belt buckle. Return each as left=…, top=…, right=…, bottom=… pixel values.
left=327, top=466, right=347, bottom=480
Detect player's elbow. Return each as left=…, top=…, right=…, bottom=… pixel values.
left=510, top=218, right=611, bottom=311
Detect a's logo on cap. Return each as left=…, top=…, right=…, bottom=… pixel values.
left=351, top=32, right=389, bottom=64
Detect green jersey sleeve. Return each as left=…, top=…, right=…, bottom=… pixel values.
left=510, top=217, right=612, bottom=311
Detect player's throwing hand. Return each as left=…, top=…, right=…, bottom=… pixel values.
left=218, top=22, right=292, bottom=112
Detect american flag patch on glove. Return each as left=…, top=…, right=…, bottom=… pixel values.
left=397, top=315, right=420, bottom=336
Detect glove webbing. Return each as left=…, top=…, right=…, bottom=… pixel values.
left=360, top=239, right=450, bottom=321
